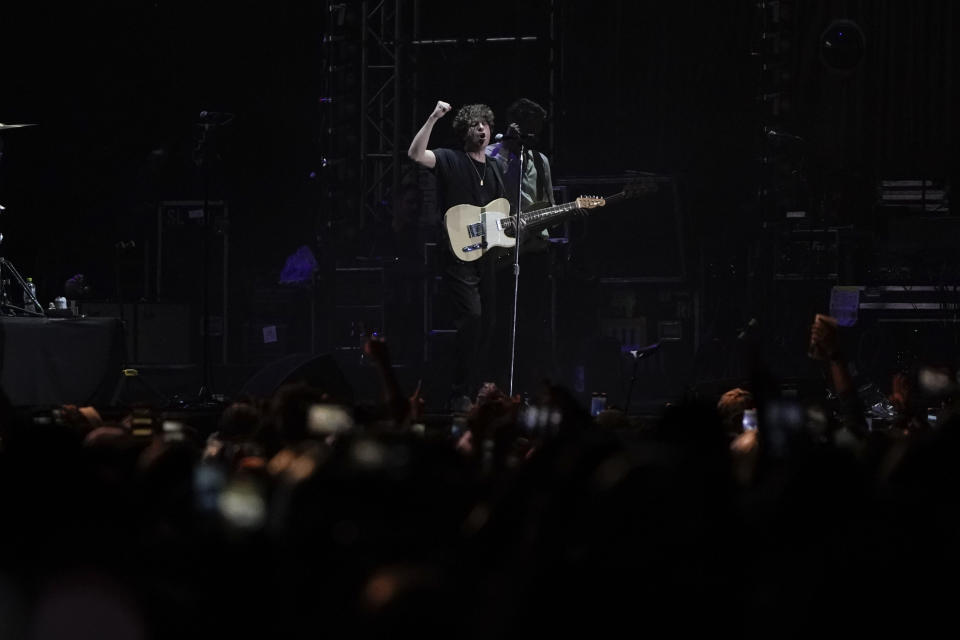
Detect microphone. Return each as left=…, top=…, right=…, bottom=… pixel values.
left=763, top=126, right=804, bottom=141
left=737, top=318, right=759, bottom=341
left=502, top=122, right=536, bottom=141
left=198, top=111, right=235, bottom=124
left=629, top=341, right=662, bottom=360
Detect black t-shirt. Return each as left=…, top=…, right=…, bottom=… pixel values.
left=432, top=147, right=503, bottom=216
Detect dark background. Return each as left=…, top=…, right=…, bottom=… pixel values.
left=1, top=1, right=956, bottom=398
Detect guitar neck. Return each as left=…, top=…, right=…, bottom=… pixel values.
left=519, top=200, right=584, bottom=229
left=506, top=187, right=637, bottom=231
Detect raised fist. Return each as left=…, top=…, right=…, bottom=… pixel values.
left=808, top=313, right=840, bottom=361
left=431, top=100, right=451, bottom=120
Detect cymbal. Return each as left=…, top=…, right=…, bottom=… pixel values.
left=0, top=123, right=37, bottom=131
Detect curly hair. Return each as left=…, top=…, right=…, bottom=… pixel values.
left=452, top=103, right=495, bottom=141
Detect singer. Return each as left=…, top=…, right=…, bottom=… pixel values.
left=408, top=100, right=507, bottom=411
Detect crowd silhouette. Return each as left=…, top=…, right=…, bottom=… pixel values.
left=0, top=314, right=958, bottom=638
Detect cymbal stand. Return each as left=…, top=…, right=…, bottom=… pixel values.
left=0, top=128, right=44, bottom=317
left=0, top=255, right=44, bottom=317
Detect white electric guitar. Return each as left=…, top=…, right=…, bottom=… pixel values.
left=444, top=196, right=604, bottom=262
left=444, top=179, right=657, bottom=262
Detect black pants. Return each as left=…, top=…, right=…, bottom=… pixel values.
left=495, top=246, right=554, bottom=393
left=444, top=253, right=500, bottom=396
left=443, top=244, right=555, bottom=397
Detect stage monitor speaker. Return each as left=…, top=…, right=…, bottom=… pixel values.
left=137, top=303, right=192, bottom=364
left=238, top=352, right=354, bottom=404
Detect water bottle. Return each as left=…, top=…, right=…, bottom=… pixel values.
left=23, top=277, right=37, bottom=313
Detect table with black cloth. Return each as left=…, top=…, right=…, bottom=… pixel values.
left=0, top=317, right=125, bottom=407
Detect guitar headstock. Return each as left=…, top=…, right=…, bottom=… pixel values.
left=574, top=195, right=605, bottom=209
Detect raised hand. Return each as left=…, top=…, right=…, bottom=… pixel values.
left=431, top=100, right=452, bottom=120
left=363, top=334, right=391, bottom=367
left=409, top=379, right=425, bottom=421
left=808, top=313, right=841, bottom=361
left=890, top=372, right=911, bottom=412
left=409, top=101, right=450, bottom=168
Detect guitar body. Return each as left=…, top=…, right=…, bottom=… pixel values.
left=444, top=197, right=514, bottom=262
left=442, top=180, right=654, bottom=263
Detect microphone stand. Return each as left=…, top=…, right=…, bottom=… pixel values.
left=624, top=341, right=662, bottom=415
left=507, top=137, right=525, bottom=397
left=192, top=113, right=228, bottom=404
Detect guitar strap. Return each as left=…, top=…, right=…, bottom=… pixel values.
left=486, top=152, right=507, bottom=200
left=529, top=150, right=548, bottom=204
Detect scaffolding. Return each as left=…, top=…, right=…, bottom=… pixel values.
left=358, top=0, right=561, bottom=230
left=360, top=0, right=403, bottom=229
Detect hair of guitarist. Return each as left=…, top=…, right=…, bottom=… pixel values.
left=506, top=98, right=547, bottom=125
left=452, top=104, right=495, bottom=141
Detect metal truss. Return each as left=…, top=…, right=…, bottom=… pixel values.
left=360, top=0, right=403, bottom=228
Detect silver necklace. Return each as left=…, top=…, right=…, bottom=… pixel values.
left=468, top=154, right=486, bottom=186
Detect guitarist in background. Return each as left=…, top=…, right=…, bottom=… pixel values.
left=408, top=100, right=507, bottom=411
left=487, top=98, right=555, bottom=238
left=488, top=98, right=558, bottom=392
